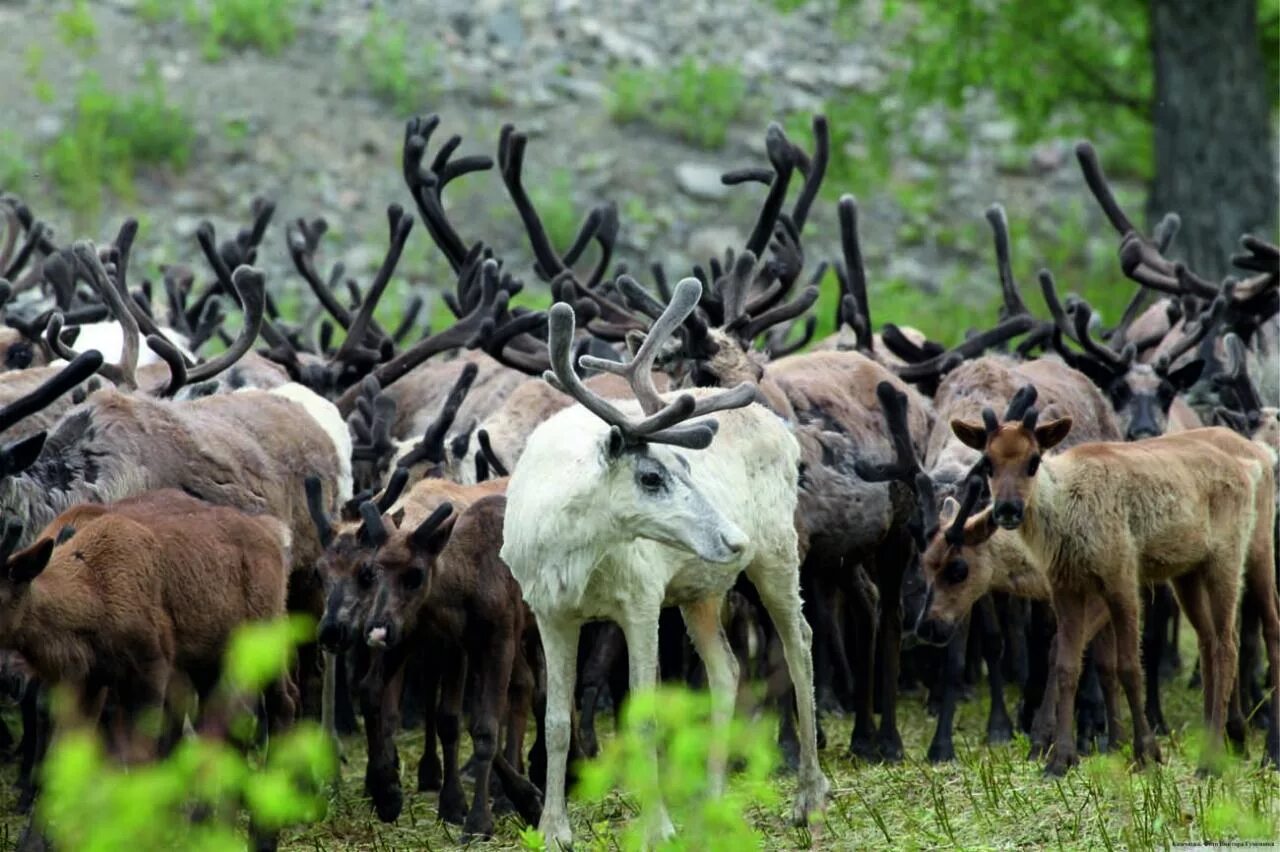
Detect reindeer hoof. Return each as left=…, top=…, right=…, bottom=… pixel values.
left=847, top=732, right=879, bottom=763
left=877, top=732, right=905, bottom=763
left=371, top=785, right=403, bottom=823
left=1027, top=738, right=1050, bottom=760
left=790, top=772, right=830, bottom=826
left=1043, top=752, right=1078, bottom=777
left=438, top=784, right=468, bottom=825
left=927, top=740, right=956, bottom=763
left=987, top=720, right=1014, bottom=745
left=462, top=814, right=495, bottom=839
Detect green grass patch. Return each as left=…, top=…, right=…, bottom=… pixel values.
left=200, top=0, right=297, bottom=60
left=55, top=0, right=98, bottom=52
left=42, top=64, right=196, bottom=220
left=608, top=59, right=748, bottom=149
left=346, top=7, right=440, bottom=115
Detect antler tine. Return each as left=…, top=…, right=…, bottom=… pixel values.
left=1004, top=384, right=1038, bottom=421
left=1070, top=301, right=1131, bottom=372
left=402, top=116, right=493, bottom=272
left=357, top=501, right=389, bottom=549
left=579, top=277, right=705, bottom=414
left=1152, top=213, right=1181, bottom=253
left=333, top=204, right=414, bottom=363
left=1037, top=270, right=1081, bottom=344
left=284, top=217, right=360, bottom=331
left=402, top=361, right=478, bottom=467
left=1075, top=141, right=1139, bottom=236
left=1232, top=235, right=1280, bottom=276
left=789, top=115, right=829, bottom=233
left=944, top=475, right=985, bottom=545
left=766, top=315, right=816, bottom=358
left=896, top=315, right=1036, bottom=383
left=185, top=266, right=267, bottom=383
left=1158, top=294, right=1225, bottom=369
left=71, top=242, right=139, bottom=389
left=985, top=204, right=1030, bottom=319
left=616, top=274, right=665, bottom=322
left=498, top=124, right=572, bottom=282
left=837, top=194, right=873, bottom=352
left=375, top=467, right=410, bottom=514
left=143, top=335, right=187, bottom=397
left=853, top=381, right=922, bottom=483
left=1214, top=332, right=1262, bottom=419
left=335, top=259, right=506, bottom=416
left=303, top=475, right=334, bottom=548
left=0, top=349, right=102, bottom=435
left=745, top=124, right=796, bottom=257
left=0, top=203, right=19, bottom=274
left=719, top=250, right=757, bottom=330
left=736, top=285, right=820, bottom=343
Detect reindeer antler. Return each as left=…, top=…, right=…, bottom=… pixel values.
left=547, top=278, right=757, bottom=450
left=854, top=381, right=937, bottom=546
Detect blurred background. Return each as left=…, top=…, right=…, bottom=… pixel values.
left=0, top=0, right=1275, bottom=345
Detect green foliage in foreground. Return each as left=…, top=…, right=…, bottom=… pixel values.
left=35, top=614, right=336, bottom=851
left=608, top=59, right=748, bottom=149
left=42, top=65, right=195, bottom=220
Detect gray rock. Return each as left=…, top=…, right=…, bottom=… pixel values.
left=488, top=6, right=525, bottom=50
left=674, top=163, right=729, bottom=202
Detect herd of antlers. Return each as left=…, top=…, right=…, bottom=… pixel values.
left=0, top=110, right=1273, bottom=849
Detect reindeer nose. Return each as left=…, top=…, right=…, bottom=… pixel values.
left=721, top=526, right=748, bottom=556
left=992, top=500, right=1024, bottom=529
left=1127, top=427, right=1158, bottom=441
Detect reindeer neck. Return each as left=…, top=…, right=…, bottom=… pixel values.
left=1016, top=460, right=1069, bottom=571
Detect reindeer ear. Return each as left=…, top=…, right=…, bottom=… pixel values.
left=408, top=503, right=456, bottom=555
left=1035, top=417, right=1072, bottom=450
left=0, top=433, right=46, bottom=477
left=962, top=511, right=998, bottom=546
left=938, top=496, right=961, bottom=527
left=7, top=539, right=52, bottom=585
left=389, top=508, right=405, bottom=529
left=950, top=419, right=987, bottom=451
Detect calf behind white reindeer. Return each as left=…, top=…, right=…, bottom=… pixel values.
left=501, top=279, right=828, bottom=847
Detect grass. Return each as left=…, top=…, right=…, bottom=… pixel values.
left=0, top=134, right=28, bottom=196
left=199, top=0, right=298, bottom=60
left=54, top=0, right=98, bottom=52
left=271, top=653, right=1273, bottom=849
left=42, top=65, right=195, bottom=221
left=608, top=59, right=748, bottom=149
left=347, top=8, right=440, bottom=116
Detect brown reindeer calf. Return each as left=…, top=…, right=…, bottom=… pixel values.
left=950, top=387, right=1278, bottom=774
left=358, top=491, right=542, bottom=838
left=0, top=490, right=297, bottom=758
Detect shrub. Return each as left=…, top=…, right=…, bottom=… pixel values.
left=347, top=8, right=440, bottom=115
left=55, top=0, right=98, bottom=52
left=42, top=65, right=195, bottom=219
left=608, top=59, right=748, bottom=149
left=201, top=0, right=297, bottom=59
left=36, top=614, right=335, bottom=851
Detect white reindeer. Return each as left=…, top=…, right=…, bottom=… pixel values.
left=501, top=278, right=829, bottom=847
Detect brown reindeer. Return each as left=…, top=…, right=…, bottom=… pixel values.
left=0, top=490, right=296, bottom=753
left=950, top=387, right=1279, bottom=773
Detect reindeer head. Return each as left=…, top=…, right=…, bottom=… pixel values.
left=537, top=278, right=759, bottom=564
left=951, top=385, right=1072, bottom=529
left=916, top=478, right=998, bottom=645
left=305, top=471, right=410, bottom=651
left=361, top=502, right=455, bottom=650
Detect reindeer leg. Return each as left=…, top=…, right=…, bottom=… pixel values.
left=927, top=619, right=968, bottom=763
left=976, top=596, right=1013, bottom=744
left=1102, top=581, right=1161, bottom=769
left=749, top=563, right=830, bottom=827
left=620, top=602, right=675, bottom=844
left=461, top=626, right=515, bottom=839
left=533, top=615, right=579, bottom=849
left=1204, top=569, right=1244, bottom=773
left=436, top=650, right=468, bottom=826
left=682, top=595, right=740, bottom=795
left=872, top=537, right=907, bottom=762
left=1045, top=588, right=1089, bottom=776
left=1141, top=584, right=1171, bottom=734
left=416, top=655, right=442, bottom=792
left=846, top=559, right=878, bottom=761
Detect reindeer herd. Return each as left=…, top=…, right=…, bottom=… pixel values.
left=0, top=112, right=1273, bottom=849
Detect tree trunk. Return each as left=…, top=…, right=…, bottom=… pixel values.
left=1148, top=0, right=1277, bottom=280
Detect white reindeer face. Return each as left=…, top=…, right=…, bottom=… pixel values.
left=612, top=446, right=748, bottom=564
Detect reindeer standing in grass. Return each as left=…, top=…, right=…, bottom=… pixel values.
left=948, top=386, right=1279, bottom=774
left=501, top=279, right=829, bottom=847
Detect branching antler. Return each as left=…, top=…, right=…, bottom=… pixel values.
left=548, top=278, right=757, bottom=450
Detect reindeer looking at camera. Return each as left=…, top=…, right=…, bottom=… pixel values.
left=947, top=386, right=1278, bottom=774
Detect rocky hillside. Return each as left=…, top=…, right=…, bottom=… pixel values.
left=0, top=0, right=1136, bottom=339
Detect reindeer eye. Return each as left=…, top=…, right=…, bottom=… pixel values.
left=5, top=344, right=32, bottom=370
left=1027, top=455, right=1040, bottom=476
left=943, top=559, right=969, bottom=584
left=640, top=471, right=663, bottom=490
left=357, top=565, right=375, bottom=589
left=403, top=568, right=425, bottom=591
